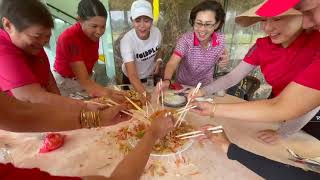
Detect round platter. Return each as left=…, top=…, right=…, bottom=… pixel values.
left=163, top=92, right=187, bottom=108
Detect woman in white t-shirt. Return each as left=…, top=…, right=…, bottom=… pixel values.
left=120, top=0, right=163, bottom=95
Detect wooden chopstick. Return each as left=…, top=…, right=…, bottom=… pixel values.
left=157, top=81, right=160, bottom=106
left=175, top=83, right=202, bottom=127
left=160, top=79, right=164, bottom=109
left=177, top=105, right=197, bottom=112
left=84, top=101, right=106, bottom=106
left=176, top=125, right=223, bottom=138
left=176, top=106, right=198, bottom=115
left=113, top=85, right=122, bottom=91
left=84, top=100, right=133, bottom=116
left=179, top=130, right=223, bottom=140
left=124, top=96, right=144, bottom=112
left=207, top=125, right=223, bottom=131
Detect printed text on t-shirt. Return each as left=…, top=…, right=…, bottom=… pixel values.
left=135, top=46, right=160, bottom=62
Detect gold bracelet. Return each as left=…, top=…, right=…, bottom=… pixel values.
left=210, top=103, right=217, bottom=118
left=80, top=110, right=101, bottom=128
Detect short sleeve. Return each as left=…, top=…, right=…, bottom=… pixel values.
left=0, top=51, right=37, bottom=91
left=243, top=38, right=264, bottom=66
left=294, top=54, right=320, bottom=90
left=173, top=34, right=188, bottom=58
left=57, top=36, right=83, bottom=63
left=120, top=34, right=135, bottom=63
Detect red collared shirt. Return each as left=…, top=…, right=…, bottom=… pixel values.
left=173, top=32, right=225, bottom=86
left=244, top=30, right=320, bottom=96
left=54, top=23, right=99, bottom=78
left=0, top=29, right=51, bottom=96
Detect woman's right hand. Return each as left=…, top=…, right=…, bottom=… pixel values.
left=149, top=113, right=174, bottom=140
left=190, top=101, right=215, bottom=116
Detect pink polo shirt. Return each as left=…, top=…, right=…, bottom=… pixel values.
left=54, top=23, right=99, bottom=78
left=244, top=30, right=320, bottom=97
left=0, top=29, right=51, bottom=96
left=173, top=32, right=225, bottom=86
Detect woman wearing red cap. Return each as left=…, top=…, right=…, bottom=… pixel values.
left=191, top=2, right=320, bottom=142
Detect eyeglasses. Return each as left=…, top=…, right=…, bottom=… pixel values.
left=194, top=21, right=216, bottom=29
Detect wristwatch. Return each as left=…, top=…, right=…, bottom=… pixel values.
left=163, top=79, right=171, bottom=86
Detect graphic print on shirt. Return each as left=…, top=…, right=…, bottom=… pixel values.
left=135, top=45, right=160, bottom=62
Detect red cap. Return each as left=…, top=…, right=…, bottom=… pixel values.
left=256, top=0, right=301, bottom=17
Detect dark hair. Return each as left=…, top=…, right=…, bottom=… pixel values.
left=77, top=0, right=108, bottom=20
left=189, top=0, right=226, bottom=31
left=0, top=0, right=53, bottom=31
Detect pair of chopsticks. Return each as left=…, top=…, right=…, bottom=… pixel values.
left=157, top=79, right=164, bottom=109
left=176, top=125, right=223, bottom=140
left=124, top=96, right=144, bottom=112
left=85, top=99, right=133, bottom=117
left=124, top=96, right=151, bottom=120
left=175, top=83, right=202, bottom=128
left=145, top=97, right=154, bottom=117
left=176, top=105, right=197, bottom=115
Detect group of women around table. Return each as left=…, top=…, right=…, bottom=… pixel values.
left=0, top=0, right=320, bottom=179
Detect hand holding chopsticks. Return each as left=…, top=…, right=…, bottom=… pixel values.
left=176, top=125, right=223, bottom=140
left=175, top=83, right=202, bottom=128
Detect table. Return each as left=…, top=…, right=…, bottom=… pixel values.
left=1, top=95, right=319, bottom=179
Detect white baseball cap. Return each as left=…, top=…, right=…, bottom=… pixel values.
left=130, top=0, right=153, bottom=20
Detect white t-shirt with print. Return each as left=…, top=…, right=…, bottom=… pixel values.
left=120, top=26, right=161, bottom=79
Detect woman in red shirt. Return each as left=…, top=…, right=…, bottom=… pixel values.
left=54, top=0, right=122, bottom=100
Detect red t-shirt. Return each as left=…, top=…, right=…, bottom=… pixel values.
left=54, top=23, right=99, bottom=78
left=244, top=30, right=320, bottom=96
left=0, top=163, right=81, bottom=180
left=0, top=29, right=51, bottom=96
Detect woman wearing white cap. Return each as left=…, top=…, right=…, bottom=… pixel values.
left=191, top=1, right=320, bottom=142
left=120, top=0, right=163, bottom=97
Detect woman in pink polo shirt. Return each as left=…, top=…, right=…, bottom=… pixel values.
left=191, top=2, right=320, bottom=141
left=158, top=0, right=228, bottom=90
left=54, top=0, right=123, bottom=99
left=0, top=0, right=127, bottom=119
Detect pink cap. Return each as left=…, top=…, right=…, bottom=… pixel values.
left=256, top=0, right=301, bottom=17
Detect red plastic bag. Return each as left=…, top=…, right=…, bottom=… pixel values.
left=39, top=133, right=65, bottom=153
left=169, top=82, right=183, bottom=90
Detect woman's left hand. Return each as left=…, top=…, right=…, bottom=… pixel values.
left=218, top=48, right=229, bottom=68
left=198, top=124, right=231, bottom=153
